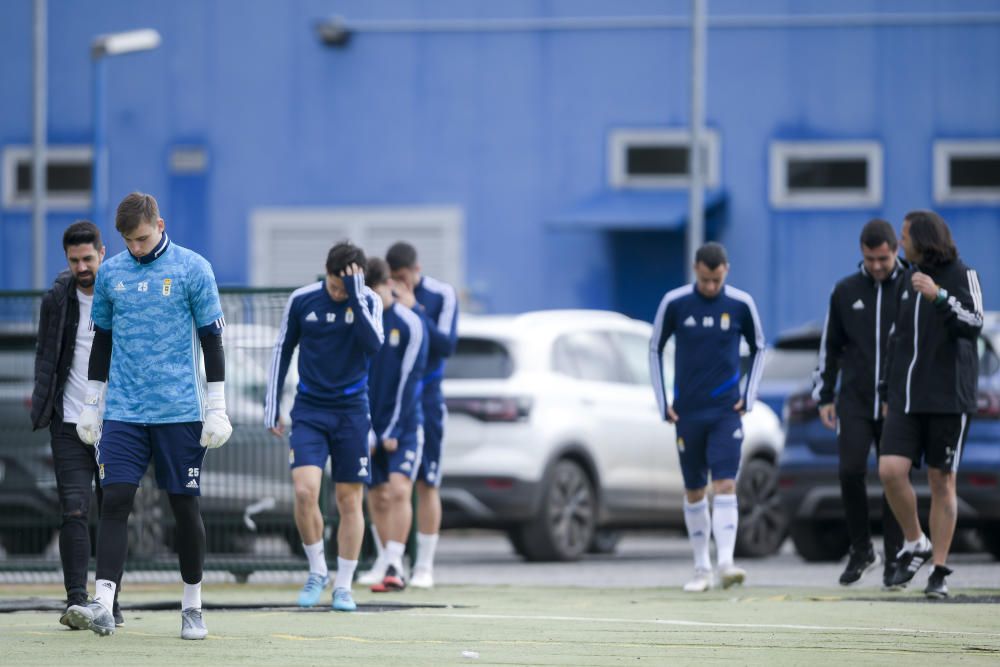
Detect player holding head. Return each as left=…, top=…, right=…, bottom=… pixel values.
left=879, top=210, right=983, bottom=598
left=266, top=241, right=384, bottom=611
left=384, top=241, right=458, bottom=589
left=357, top=257, right=428, bottom=592
left=65, top=193, right=231, bottom=639
left=649, top=242, right=766, bottom=592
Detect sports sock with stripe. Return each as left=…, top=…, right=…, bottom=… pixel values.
left=683, top=498, right=712, bottom=571
left=303, top=540, right=328, bottom=578
left=712, top=494, right=739, bottom=568
left=334, top=557, right=358, bottom=591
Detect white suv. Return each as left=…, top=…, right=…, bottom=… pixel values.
left=440, top=310, right=785, bottom=561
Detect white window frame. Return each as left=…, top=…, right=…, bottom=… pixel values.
left=608, top=129, right=720, bottom=189
left=934, top=140, right=1000, bottom=205
left=769, top=141, right=883, bottom=208
left=249, top=205, right=464, bottom=290
left=2, top=145, right=93, bottom=210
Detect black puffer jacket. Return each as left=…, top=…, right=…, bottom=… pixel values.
left=883, top=258, right=983, bottom=414
left=31, top=270, right=80, bottom=430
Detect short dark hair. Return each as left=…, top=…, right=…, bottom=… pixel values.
left=115, top=192, right=159, bottom=235
left=694, top=242, right=728, bottom=270
left=326, top=240, right=367, bottom=276
left=365, top=257, right=389, bottom=289
left=904, top=210, right=957, bottom=266
left=62, top=220, right=102, bottom=253
left=860, top=218, right=897, bottom=250
left=386, top=241, right=418, bottom=271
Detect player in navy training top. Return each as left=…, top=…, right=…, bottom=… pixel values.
left=266, top=241, right=384, bottom=612
left=66, top=193, right=231, bottom=640
left=357, top=258, right=428, bottom=592
left=649, top=242, right=765, bottom=593
left=386, top=242, right=458, bottom=589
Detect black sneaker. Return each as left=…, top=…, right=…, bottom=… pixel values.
left=890, top=538, right=933, bottom=587
left=839, top=545, right=881, bottom=586
left=113, top=600, right=125, bottom=627
left=60, top=593, right=89, bottom=629
left=882, top=564, right=906, bottom=591
left=924, top=565, right=953, bottom=599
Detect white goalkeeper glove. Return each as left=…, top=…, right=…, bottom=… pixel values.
left=201, top=381, right=233, bottom=449
left=76, top=380, right=105, bottom=445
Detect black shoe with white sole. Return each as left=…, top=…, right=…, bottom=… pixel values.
left=839, top=545, right=881, bottom=586
left=924, top=565, right=953, bottom=599
left=889, top=539, right=933, bottom=587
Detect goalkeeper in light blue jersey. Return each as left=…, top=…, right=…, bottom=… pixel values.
left=64, top=193, right=231, bottom=641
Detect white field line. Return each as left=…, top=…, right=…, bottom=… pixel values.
left=413, top=611, right=1000, bottom=639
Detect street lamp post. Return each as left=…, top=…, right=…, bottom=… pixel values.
left=90, top=29, right=160, bottom=234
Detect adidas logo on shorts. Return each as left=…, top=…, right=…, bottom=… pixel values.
left=186, top=479, right=199, bottom=489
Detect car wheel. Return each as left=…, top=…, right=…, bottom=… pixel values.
left=979, top=523, right=1000, bottom=560
left=734, top=457, right=789, bottom=558
left=789, top=519, right=850, bottom=562
left=588, top=529, right=622, bottom=555
left=517, top=459, right=596, bottom=562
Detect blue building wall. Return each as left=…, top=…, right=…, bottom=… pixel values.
left=2, top=0, right=999, bottom=337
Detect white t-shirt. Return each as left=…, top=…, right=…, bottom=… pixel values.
left=62, top=289, right=99, bottom=424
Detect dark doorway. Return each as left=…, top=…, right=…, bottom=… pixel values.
left=610, top=230, right=686, bottom=322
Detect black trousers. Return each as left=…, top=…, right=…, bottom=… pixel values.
left=49, top=419, right=102, bottom=597
left=837, top=415, right=903, bottom=565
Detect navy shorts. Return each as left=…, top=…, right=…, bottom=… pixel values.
left=417, top=391, right=445, bottom=487
left=95, top=420, right=206, bottom=495
left=289, top=404, right=372, bottom=484
left=675, top=412, right=744, bottom=490
left=370, top=427, right=424, bottom=487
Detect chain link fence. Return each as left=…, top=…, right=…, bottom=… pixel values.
left=0, top=287, right=368, bottom=580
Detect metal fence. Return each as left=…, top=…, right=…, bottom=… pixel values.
left=0, top=287, right=366, bottom=579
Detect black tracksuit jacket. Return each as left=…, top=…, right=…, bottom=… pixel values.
left=813, top=261, right=907, bottom=421
left=882, top=258, right=983, bottom=415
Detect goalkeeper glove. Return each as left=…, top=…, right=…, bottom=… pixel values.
left=76, top=380, right=105, bottom=445
left=201, top=381, right=233, bottom=448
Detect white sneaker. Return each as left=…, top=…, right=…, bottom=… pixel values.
left=719, top=564, right=746, bottom=589
left=410, top=568, right=434, bottom=589
left=683, top=569, right=713, bottom=593
left=357, top=561, right=388, bottom=586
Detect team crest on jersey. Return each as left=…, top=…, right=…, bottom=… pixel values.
left=99, top=463, right=105, bottom=480
left=345, top=307, right=355, bottom=324
left=702, top=316, right=714, bottom=328
left=288, top=450, right=295, bottom=465
left=677, top=437, right=685, bottom=452
left=389, top=328, right=401, bottom=347
left=162, top=278, right=172, bottom=296
left=720, top=313, right=730, bottom=331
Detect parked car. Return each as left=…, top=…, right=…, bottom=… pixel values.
left=439, top=310, right=786, bottom=562
left=778, top=312, right=1000, bottom=562
left=755, top=322, right=824, bottom=420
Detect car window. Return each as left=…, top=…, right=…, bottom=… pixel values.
left=552, top=331, right=628, bottom=383
left=761, top=349, right=819, bottom=384
left=613, top=332, right=652, bottom=386
left=445, top=337, right=514, bottom=380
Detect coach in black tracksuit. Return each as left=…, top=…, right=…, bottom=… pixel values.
left=879, top=210, right=983, bottom=599
left=814, top=219, right=905, bottom=587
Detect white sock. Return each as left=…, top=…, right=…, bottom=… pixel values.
left=414, top=532, right=439, bottom=572
left=334, top=557, right=358, bottom=591
left=385, top=540, right=406, bottom=572
left=370, top=523, right=385, bottom=560
left=303, top=540, right=328, bottom=578
left=182, top=581, right=202, bottom=611
left=683, top=498, right=712, bottom=571
left=902, top=534, right=930, bottom=554
left=712, top=494, right=739, bottom=568
left=94, top=579, right=116, bottom=613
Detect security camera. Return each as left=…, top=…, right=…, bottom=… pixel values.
left=316, top=17, right=351, bottom=47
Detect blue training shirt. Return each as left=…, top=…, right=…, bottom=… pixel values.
left=649, top=284, right=766, bottom=422
left=369, top=302, right=429, bottom=441
left=265, top=274, right=384, bottom=426
left=413, top=275, right=458, bottom=393
left=91, top=235, right=225, bottom=424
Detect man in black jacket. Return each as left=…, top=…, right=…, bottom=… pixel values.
left=31, top=221, right=120, bottom=626
left=879, top=210, right=983, bottom=598
left=813, top=219, right=904, bottom=587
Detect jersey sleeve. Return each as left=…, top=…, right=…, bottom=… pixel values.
left=649, top=293, right=676, bottom=421
left=385, top=310, right=429, bottom=440
left=187, top=255, right=225, bottom=329
left=90, top=269, right=113, bottom=331
left=425, top=283, right=459, bottom=358
left=265, top=292, right=301, bottom=428
left=812, top=287, right=845, bottom=405
left=344, top=275, right=384, bottom=353
left=739, top=296, right=766, bottom=411
left=935, top=267, right=984, bottom=339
